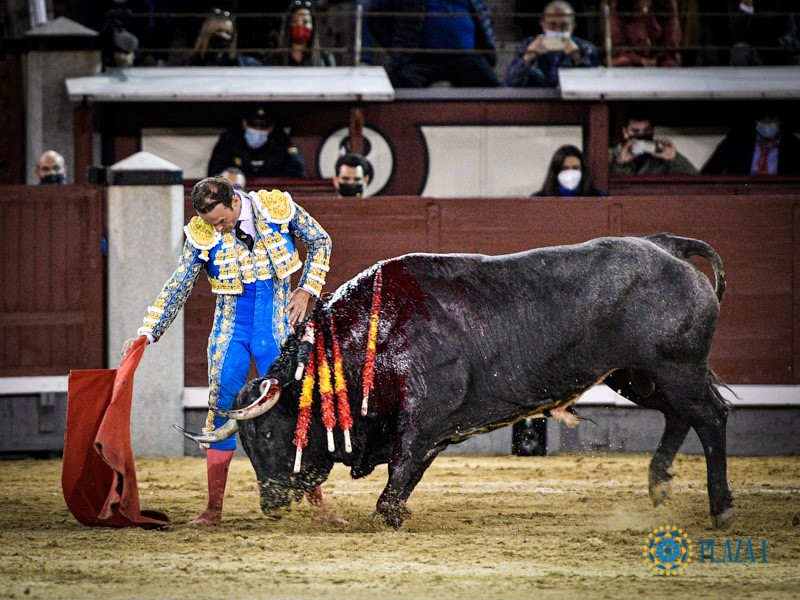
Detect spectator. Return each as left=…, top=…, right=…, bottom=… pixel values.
left=533, top=145, right=605, bottom=196
left=365, top=0, right=500, bottom=88
left=185, top=9, right=263, bottom=66
left=513, top=1, right=605, bottom=48
left=333, top=153, right=371, bottom=197
left=701, top=112, right=800, bottom=176
left=36, top=151, right=67, bottom=185
left=609, top=112, right=697, bottom=175
left=504, top=1, right=600, bottom=88
left=207, top=106, right=306, bottom=179
left=273, top=0, right=336, bottom=66
left=220, top=166, right=247, bottom=189
left=728, top=0, right=800, bottom=66
left=610, top=0, right=682, bottom=67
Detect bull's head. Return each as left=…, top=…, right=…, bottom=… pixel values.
left=174, top=323, right=334, bottom=514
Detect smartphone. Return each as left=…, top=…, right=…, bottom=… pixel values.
left=541, top=37, right=567, bottom=52
left=631, top=140, right=659, bottom=155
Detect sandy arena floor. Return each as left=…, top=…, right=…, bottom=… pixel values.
left=0, top=453, right=798, bottom=599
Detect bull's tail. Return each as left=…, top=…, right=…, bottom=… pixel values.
left=708, top=367, right=735, bottom=414
left=646, top=233, right=726, bottom=302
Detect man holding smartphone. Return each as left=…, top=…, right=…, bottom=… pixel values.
left=609, top=113, right=698, bottom=175
left=503, top=1, right=599, bottom=88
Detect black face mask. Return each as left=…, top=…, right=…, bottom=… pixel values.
left=338, top=182, right=364, bottom=197
left=209, top=35, right=232, bottom=50
left=39, top=173, right=66, bottom=185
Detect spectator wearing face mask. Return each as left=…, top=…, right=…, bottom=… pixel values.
left=207, top=107, right=306, bottom=179
left=186, top=9, right=263, bottom=66
left=504, top=0, right=599, bottom=88
left=701, top=112, right=800, bottom=176
left=36, top=150, right=68, bottom=185
left=533, top=145, right=605, bottom=197
left=273, top=0, right=336, bottom=66
left=333, top=153, right=372, bottom=197
left=609, top=112, right=697, bottom=175
left=610, top=0, right=682, bottom=68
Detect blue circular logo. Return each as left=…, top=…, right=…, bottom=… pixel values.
left=643, top=525, right=694, bottom=575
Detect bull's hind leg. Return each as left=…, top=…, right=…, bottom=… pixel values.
left=648, top=409, right=691, bottom=507
left=604, top=370, right=690, bottom=506
left=657, top=366, right=735, bottom=529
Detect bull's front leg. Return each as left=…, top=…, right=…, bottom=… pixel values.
left=375, top=422, right=444, bottom=529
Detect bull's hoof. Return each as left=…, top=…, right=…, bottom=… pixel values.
left=648, top=479, right=672, bottom=507
left=712, top=506, right=737, bottom=530
left=375, top=500, right=411, bottom=529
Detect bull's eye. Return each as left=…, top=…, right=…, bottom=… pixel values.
left=265, top=431, right=271, bottom=439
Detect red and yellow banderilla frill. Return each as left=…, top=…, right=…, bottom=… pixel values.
left=330, top=318, right=353, bottom=453
left=361, top=267, right=383, bottom=416
left=316, top=327, right=336, bottom=452
left=293, top=347, right=316, bottom=473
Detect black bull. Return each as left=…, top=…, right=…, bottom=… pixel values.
left=179, top=234, right=735, bottom=530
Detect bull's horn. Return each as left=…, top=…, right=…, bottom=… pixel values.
left=173, top=419, right=239, bottom=444
left=212, top=378, right=281, bottom=420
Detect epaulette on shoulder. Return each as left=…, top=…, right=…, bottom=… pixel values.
left=252, top=189, right=296, bottom=225
left=184, top=216, right=221, bottom=250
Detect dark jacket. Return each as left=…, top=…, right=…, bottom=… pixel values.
left=207, top=127, right=306, bottom=178
left=701, top=127, right=800, bottom=175
left=366, top=0, right=497, bottom=68
left=503, top=35, right=599, bottom=88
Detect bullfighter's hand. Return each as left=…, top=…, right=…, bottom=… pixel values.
left=121, top=335, right=148, bottom=358
left=288, top=288, right=315, bottom=330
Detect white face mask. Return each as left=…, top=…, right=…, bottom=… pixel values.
left=557, top=168, right=582, bottom=190
left=545, top=30, right=571, bottom=39
left=244, top=127, right=269, bottom=149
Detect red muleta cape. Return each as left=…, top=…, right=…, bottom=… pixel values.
left=61, top=337, right=169, bottom=528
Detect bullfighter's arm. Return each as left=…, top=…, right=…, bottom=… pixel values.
left=289, top=203, right=332, bottom=298
left=136, top=238, right=205, bottom=343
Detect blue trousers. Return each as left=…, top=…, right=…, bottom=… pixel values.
left=207, top=279, right=280, bottom=450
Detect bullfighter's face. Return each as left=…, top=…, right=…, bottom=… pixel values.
left=199, top=193, right=241, bottom=233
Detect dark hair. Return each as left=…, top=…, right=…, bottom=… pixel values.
left=334, top=153, right=367, bottom=177
left=534, top=144, right=604, bottom=197
left=625, top=109, right=654, bottom=127
left=192, top=176, right=234, bottom=213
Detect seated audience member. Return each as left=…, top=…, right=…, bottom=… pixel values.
left=220, top=166, right=247, bottom=189
left=333, top=153, right=371, bottom=197
left=273, top=0, right=336, bottom=66
left=609, top=113, right=697, bottom=175
left=728, top=0, right=800, bottom=66
left=185, top=9, right=263, bottom=66
left=533, top=145, right=605, bottom=197
left=207, top=106, right=306, bottom=178
left=701, top=112, right=800, bottom=176
left=36, top=150, right=67, bottom=185
left=610, top=0, right=682, bottom=67
left=365, top=0, right=500, bottom=88
left=504, top=1, right=599, bottom=88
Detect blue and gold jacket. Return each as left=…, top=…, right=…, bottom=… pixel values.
left=137, top=189, right=331, bottom=345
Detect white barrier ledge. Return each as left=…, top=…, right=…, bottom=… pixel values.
left=0, top=376, right=69, bottom=394
left=66, top=66, right=395, bottom=103
left=560, top=66, right=800, bottom=100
